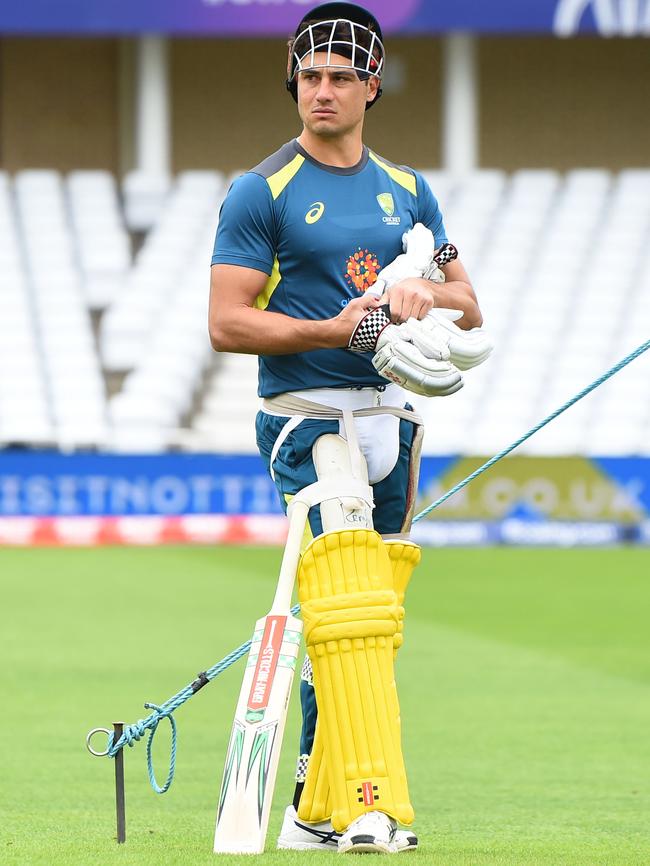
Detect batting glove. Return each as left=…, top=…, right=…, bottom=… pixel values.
left=401, top=308, right=493, bottom=371
left=348, top=304, right=463, bottom=398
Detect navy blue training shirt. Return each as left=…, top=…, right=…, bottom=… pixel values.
left=211, top=139, right=448, bottom=397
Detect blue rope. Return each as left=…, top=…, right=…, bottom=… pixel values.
left=413, top=337, right=650, bottom=522
left=105, top=604, right=301, bottom=790
left=101, top=337, right=649, bottom=793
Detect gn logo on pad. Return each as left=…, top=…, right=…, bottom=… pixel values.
left=377, top=193, right=400, bottom=226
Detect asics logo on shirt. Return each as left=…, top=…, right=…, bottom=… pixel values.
left=305, top=201, right=325, bottom=224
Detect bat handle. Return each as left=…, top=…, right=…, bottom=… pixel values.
left=270, top=499, right=310, bottom=613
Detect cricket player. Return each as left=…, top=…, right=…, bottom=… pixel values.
left=209, top=1, right=485, bottom=853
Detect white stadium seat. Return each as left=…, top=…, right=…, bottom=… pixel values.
left=0, top=166, right=648, bottom=455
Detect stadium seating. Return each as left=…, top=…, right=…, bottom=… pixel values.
left=101, top=171, right=223, bottom=450
left=0, top=166, right=648, bottom=455
left=67, top=171, right=131, bottom=309
left=122, top=170, right=172, bottom=232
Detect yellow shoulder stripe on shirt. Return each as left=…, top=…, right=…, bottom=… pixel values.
left=254, top=256, right=281, bottom=310
left=369, top=152, right=417, bottom=196
left=267, top=154, right=305, bottom=200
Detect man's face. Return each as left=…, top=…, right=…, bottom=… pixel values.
left=296, top=51, right=379, bottom=138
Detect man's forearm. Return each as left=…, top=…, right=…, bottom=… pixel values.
left=209, top=305, right=343, bottom=355
left=428, top=280, right=483, bottom=329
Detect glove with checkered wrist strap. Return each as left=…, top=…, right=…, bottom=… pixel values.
left=388, top=225, right=493, bottom=370
left=348, top=304, right=463, bottom=398
left=371, top=229, right=459, bottom=296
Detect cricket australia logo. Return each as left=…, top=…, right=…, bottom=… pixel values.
left=377, top=193, right=400, bottom=226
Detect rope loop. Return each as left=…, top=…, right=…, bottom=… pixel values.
left=143, top=702, right=177, bottom=794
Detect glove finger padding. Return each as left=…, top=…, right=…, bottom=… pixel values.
left=419, top=308, right=493, bottom=371
left=400, top=224, right=436, bottom=272
left=375, top=253, right=424, bottom=292
left=396, top=317, right=450, bottom=362
left=372, top=337, right=463, bottom=397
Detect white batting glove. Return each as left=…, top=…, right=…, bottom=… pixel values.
left=401, top=308, right=493, bottom=370
left=348, top=304, right=463, bottom=397
left=372, top=253, right=423, bottom=296
left=401, top=224, right=449, bottom=283
left=372, top=332, right=463, bottom=397
left=401, top=223, right=436, bottom=270
left=372, top=224, right=459, bottom=296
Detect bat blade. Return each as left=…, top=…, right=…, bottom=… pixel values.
left=213, top=610, right=303, bottom=854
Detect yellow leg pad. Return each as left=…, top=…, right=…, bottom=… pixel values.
left=296, top=723, right=332, bottom=823
left=297, top=529, right=413, bottom=831
left=384, top=541, right=421, bottom=656
left=298, top=538, right=421, bottom=824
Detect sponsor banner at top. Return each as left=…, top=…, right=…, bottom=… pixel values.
left=0, top=0, right=649, bottom=37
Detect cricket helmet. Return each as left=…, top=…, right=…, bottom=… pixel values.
left=286, top=2, right=385, bottom=110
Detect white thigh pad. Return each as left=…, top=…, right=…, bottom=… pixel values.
left=347, top=413, right=400, bottom=485
left=312, top=434, right=374, bottom=533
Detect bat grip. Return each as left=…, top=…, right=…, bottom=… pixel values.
left=270, top=499, right=309, bottom=613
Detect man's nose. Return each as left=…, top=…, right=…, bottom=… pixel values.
left=315, top=76, right=334, bottom=100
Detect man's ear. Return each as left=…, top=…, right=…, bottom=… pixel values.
left=366, top=76, right=380, bottom=104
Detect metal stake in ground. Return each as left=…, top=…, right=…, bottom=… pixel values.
left=113, top=722, right=126, bottom=843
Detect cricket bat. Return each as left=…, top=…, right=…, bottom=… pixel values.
left=213, top=499, right=309, bottom=854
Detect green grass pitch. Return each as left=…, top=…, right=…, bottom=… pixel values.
left=2, top=545, right=650, bottom=865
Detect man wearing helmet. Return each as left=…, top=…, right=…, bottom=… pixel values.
left=210, top=1, right=484, bottom=855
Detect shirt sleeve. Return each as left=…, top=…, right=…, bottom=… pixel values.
left=415, top=171, right=448, bottom=247
left=211, top=172, right=276, bottom=275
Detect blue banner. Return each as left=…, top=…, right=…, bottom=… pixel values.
left=0, top=1, right=647, bottom=37
left=1, top=451, right=649, bottom=519
left=0, top=452, right=281, bottom=517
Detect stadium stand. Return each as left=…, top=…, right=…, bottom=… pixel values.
left=101, top=170, right=222, bottom=451
left=0, top=172, right=54, bottom=445
left=67, top=171, right=132, bottom=310
left=122, top=170, right=172, bottom=232
left=0, top=167, right=648, bottom=455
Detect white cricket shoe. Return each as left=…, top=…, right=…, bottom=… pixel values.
left=277, top=806, right=418, bottom=853
left=393, top=828, right=418, bottom=852
left=338, top=810, right=397, bottom=854
left=277, top=806, right=342, bottom=850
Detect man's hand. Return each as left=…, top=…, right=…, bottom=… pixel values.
left=372, top=235, right=437, bottom=323
left=384, top=277, right=435, bottom=324
left=330, top=294, right=383, bottom=347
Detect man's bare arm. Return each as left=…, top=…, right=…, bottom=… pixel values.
left=208, top=263, right=381, bottom=354
left=434, top=258, right=483, bottom=329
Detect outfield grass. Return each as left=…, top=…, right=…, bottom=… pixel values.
left=1, top=545, right=649, bottom=865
